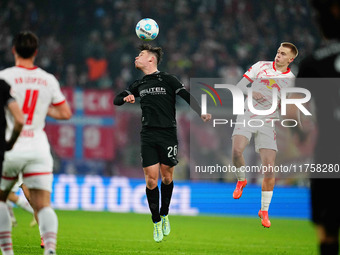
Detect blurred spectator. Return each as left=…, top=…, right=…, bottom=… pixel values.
left=0, top=0, right=320, bottom=91
left=218, top=59, right=244, bottom=85
left=84, top=30, right=108, bottom=85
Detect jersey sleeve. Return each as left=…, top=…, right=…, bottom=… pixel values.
left=49, top=75, right=66, bottom=106
left=243, top=61, right=261, bottom=82
left=166, top=74, right=185, bottom=94
left=287, top=75, right=296, bottom=88
left=126, top=80, right=140, bottom=97
left=0, top=79, right=15, bottom=106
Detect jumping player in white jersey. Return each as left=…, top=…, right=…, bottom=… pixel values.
left=231, top=42, right=298, bottom=228
left=0, top=31, right=72, bottom=255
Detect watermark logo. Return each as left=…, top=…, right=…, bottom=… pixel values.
left=199, top=82, right=222, bottom=107
left=201, top=83, right=311, bottom=116
left=198, top=80, right=312, bottom=128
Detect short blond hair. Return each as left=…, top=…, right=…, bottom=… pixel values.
left=280, top=42, right=298, bottom=58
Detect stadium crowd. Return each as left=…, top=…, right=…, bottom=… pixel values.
left=0, top=0, right=319, bottom=91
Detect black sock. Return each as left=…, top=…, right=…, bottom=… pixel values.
left=146, top=186, right=161, bottom=223
left=320, top=242, right=339, bottom=255
left=160, top=181, right=174, bottom=216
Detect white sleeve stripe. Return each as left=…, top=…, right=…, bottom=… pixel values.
left=6, top=98, right=16, bottom=106
left=175, top=87, right=185, bottom=94
left=52, top=99, right=66, bottom=106
left=125, top=90, right=132, bottom=95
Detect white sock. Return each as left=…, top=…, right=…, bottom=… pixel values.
left=235, top=167, right=246, bottom=181
left=38, top=207, right=58, bottom=253
left=261, top=191, right=273, bottom=211
left=15, top=196, right=34, bottom=214
left=5, top=202, right=16, bottom=223
left=0, top=202, right=14, bottom=255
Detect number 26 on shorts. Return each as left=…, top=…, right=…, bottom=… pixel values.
left=167, top=145, right=178, bottom=158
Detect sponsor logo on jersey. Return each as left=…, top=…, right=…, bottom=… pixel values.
left=260, top=79, right=281, bottom=91
left=140, top=87, right=166, bottom=97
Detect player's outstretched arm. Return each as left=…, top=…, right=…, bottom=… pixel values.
left=236, top=77, right=250, bottom=95
left=47, top=102, right=72, bottom=120
left=114, top=91, right=136, bottom=105
left=6, top=100, right=24, bottom=150
left=236, top=77, right=264, bottom=100
left=177, top=89, right=211, bottom=122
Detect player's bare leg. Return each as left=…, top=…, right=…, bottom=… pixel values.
left=14, top=184, right=42, bottom=247
left=20, top=184, right=37, bottom=225
left=143, top=163, right=163, bottom=242
left=144, top=163, right=160, bottom=190
left=258, top=148, right=276, bottom=228
left=29, top=189, right=58, bottom=254
left=159, top=164, right=174, bottom=236
left=19, top=184, right=43, bottom=248
left=232, top=135, right=249, bottom=199
left=20, top=184, right=30, bottom=201
left=20, top=185, right=38, bottom=228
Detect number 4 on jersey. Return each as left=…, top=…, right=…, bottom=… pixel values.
left=23, top=89, right=39, bottom=125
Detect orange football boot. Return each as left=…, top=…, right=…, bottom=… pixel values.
left=233, top=179, right=247, bottom=199
left=258, top=210, right=271, bottom=228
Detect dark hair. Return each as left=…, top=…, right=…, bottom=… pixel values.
left=311, top=0, right=340, bottom=39
left=12, top=31, right=39, bottom=58
left=138, top=43, right=163, bottom=64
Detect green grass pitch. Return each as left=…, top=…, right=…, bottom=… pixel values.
left=11, top=208, right=317, bottom=255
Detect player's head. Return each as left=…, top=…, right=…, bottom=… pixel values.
left=311, top=0, right=340, bottom=39
left=275, top=42, right=298, bottom=66
left=135, top=44, right=163, bottom=70
left=12, top=31, right=39, bottom=59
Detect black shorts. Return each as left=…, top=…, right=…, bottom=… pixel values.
left=140, top=127, right=178, bottom=168
left=311, top=178, right=340, bottom=235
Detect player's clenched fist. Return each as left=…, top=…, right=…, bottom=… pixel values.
left=123, top=95, right=135, bottom=103
left=201, top=113, right=212, bottom=122
left=252, top=91, right=264, bottom=100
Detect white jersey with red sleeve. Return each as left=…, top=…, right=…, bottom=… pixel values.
left=0, top=66, right=65, bottom=151
left=242, top=61, right=295, bottom=120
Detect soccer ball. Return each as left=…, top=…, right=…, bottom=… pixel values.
left=135, top=18, right=159, bottom=41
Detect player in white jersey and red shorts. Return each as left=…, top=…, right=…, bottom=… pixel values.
left=231, top=42, right=298, bottom=228
left=0, top=31, right=72, bottom=255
